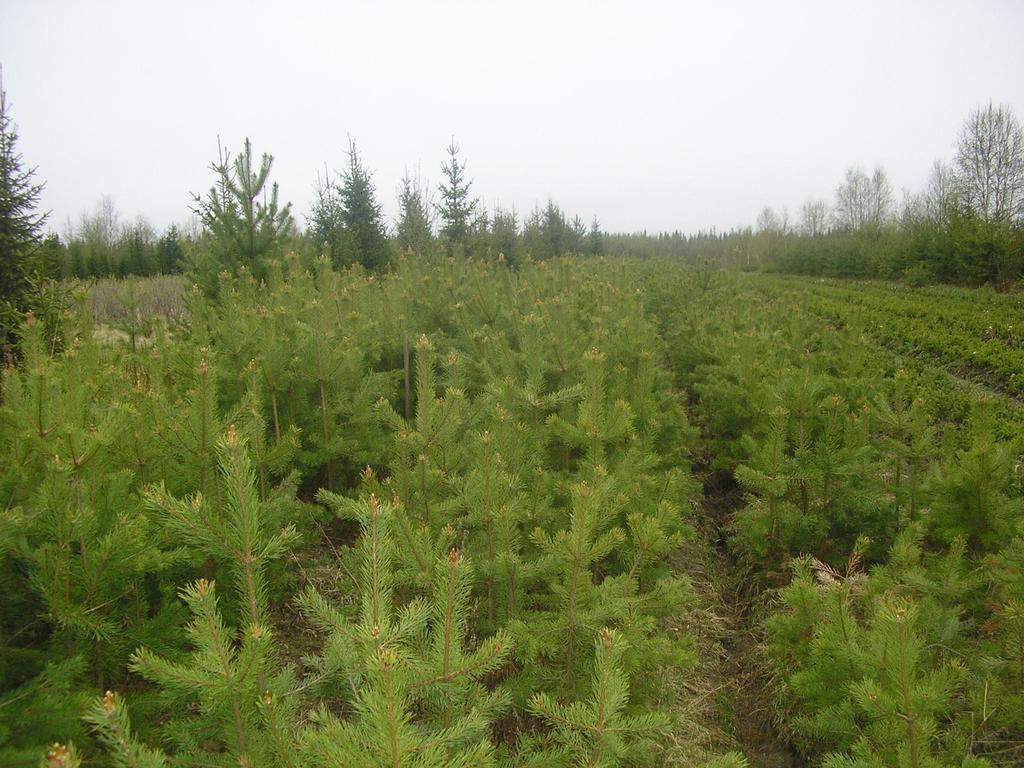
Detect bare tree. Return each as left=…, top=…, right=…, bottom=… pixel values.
left=756, top=205, right=788, bottom=234
left=833, top=166, right=892, bottom=230
left=900, top=161, right=955, bottom=227
left=923, top=160, right=955, bottom=223
left=129, top=214, right=155, bottom=244
left=73, top=195, right=120, bottom=248
left=799, top=198, right=829, bottom=236
left=954, top=102, right=1024, bottom=222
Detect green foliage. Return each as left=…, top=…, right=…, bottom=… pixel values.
left=0, top=659, right=90, bottom=766
left=129, top=577, right=286, bottom=766
left=22, top=252, right=1024, bottom=767
left=308, top=168, right=347, bottom=266
left=525, top=629, right=669, bottom=768
left=437, top=139, right=477, bottom=251
left=297, top=494, right=509, bottom=766
left=191, top=138, right=293, bottom=282
left=0, top=76, right=49, bottom=348
left=155, top=226, right=184, bottom=275
left=925, top=399, right=1021, bottom=551
left=338, top=140, right=391, bottom=270
left=82, top=690, right=168, bottom=768
left=144, top=426, right=300, bottom=628
left=396, top=171, right=434, bottom=258
left=657, top=267, right=1024, bottom=765
left=299, top=646, right=494, bottom=768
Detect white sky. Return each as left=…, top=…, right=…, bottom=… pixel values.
left=2, top=0, right=1023, bottom=235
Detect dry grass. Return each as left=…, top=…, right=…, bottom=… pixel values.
left=87, top=275, right=188, bottom=328
left=659, top=531, right=745, bottom=765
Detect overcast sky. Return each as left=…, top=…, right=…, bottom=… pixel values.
left=2, top=0, right=1023, bottom=236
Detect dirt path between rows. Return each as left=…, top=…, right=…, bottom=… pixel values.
left=683, top=461, right=801, bottom=768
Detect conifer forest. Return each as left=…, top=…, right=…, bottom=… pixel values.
left=3, top=11, right=1024, bottom=768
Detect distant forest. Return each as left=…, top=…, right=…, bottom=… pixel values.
left=21, top=103, right=1024, bottom=288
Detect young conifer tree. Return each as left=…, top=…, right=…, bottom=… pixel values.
left=1, top=315, right=179, bottom=690
left=308, top=167, right=347, bottom=267
left=925, top=398, right=1021, bottom=552
left=0, top=74, right=49, bottom=348
left=413, top=547, right=512, bottom=734
left=526, top=628, right=669, bottom=768
left=191, top=138, right=293, bottom=278
left=82, top=690, right=168, bottom=768
left=300, top=645, right=495, bottom=768
left=129, top=578, right=284, bottom=765
left=339, top=140, right=391, bottom=270
left=144, top=426, right=299, bottom=630
left=732, top=406, right=802, bottom=568
left=546, top=348, right=635, bottom=474
left=297, top=494, right=509, bottom=766
left=375, top=334, right=470, bottom=584
left=154, top=344, right=222, bottom=500
left=874, top=370, right=936, bottom=526
left=396, top=170, right=434, bottom=258
left=437, top=139, right=477, bottom=252
left=454, top=428, right=530, bottom=631
left=297, top=493, right=432, bottom=690
left=511, top=473, right=628, bottom=700
left=827, top=600, right=975, bottom=768
left=767, top=554, right=866, bottom=755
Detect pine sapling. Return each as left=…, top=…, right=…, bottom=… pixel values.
left=411, top=548, right=511, bottom=734
left=83, top=690, right=168, bottom=768
left=526, top=628, right=669, bottom=768
left=298, top=493, right=432, bottom=698
left=129, top=578, right=281, bottom=766
left=144, top=425, right=298, bottom=635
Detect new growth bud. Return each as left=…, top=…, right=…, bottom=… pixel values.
left=46, top=743, right=72, bottom=768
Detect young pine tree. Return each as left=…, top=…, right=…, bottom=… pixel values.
left=525, top=628, right=669, bottom=768
left=191, top=138, right=293, bottom=279
left=825, top=600, right=979, bottom=768
left=510, top=473, right=629, bottom=700
left=143, top=426, right=299, bottom=632
left=925, top=398, right=1022, bottom=552
left=297, top=494, right=510, bottom=767
left=129, top=577, right=288, bottom=765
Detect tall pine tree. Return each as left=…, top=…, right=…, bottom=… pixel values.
left=339, top=140, right=390, bottom=270
left=437, top=139, right=477, bottom=251
left=307, top=166, right=347, bottom=267
left=191, top=138, right=293, bottom=279
left=0, top=73, right=48, bottom=347
left=396, top=170, right=433, bottom=258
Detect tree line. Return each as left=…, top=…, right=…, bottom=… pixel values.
left=3, top=66, right=1024, bottom=352
left=605, top=103, right=1024, bottom=286
left=9, top=130, right=606, bottom=288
